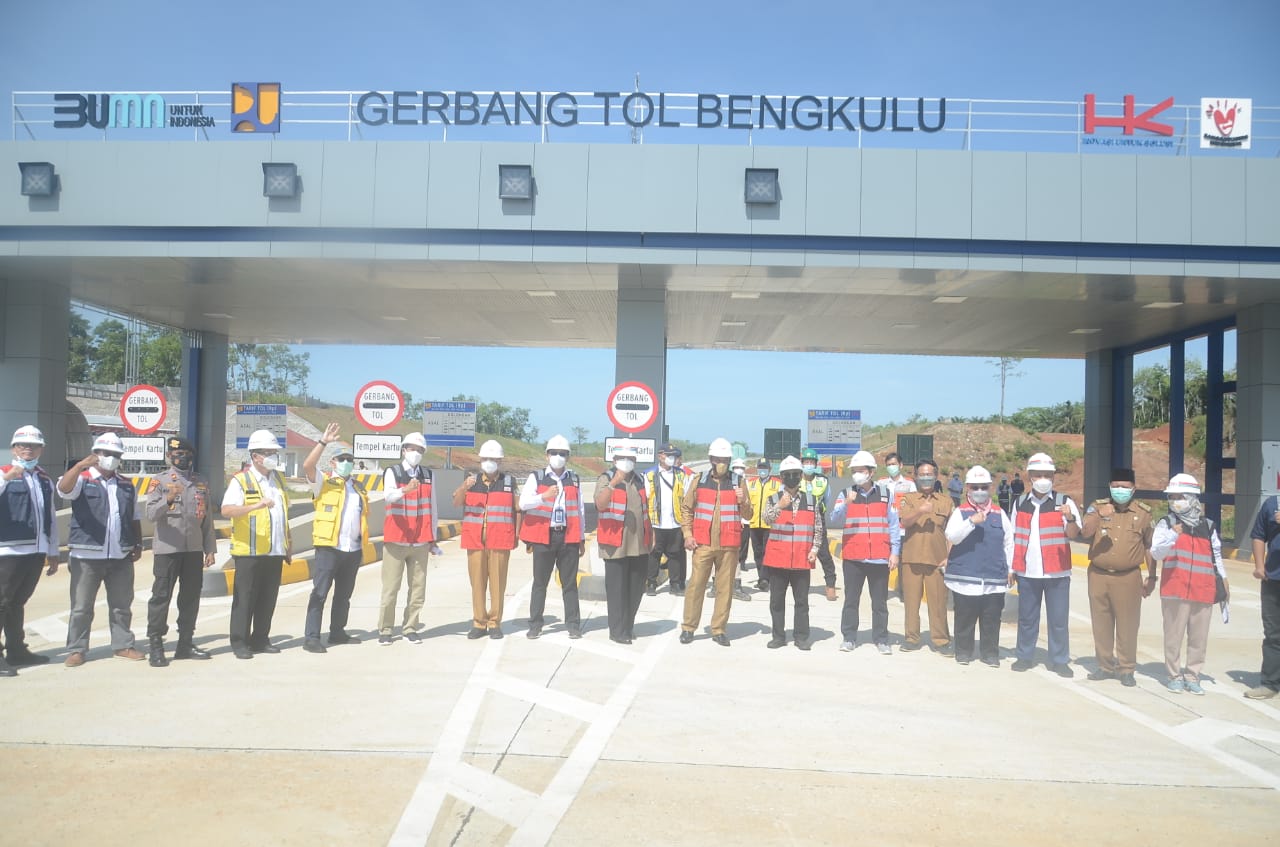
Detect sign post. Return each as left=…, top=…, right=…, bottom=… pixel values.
left=606, top=381, right=659, bottom=434
left=806, top=409, right=862, bottom=454
left=423, top=401, right=477, bottom=469
left=355, top=380, right=404, bottom=432
left=235, top=404, right=287, bottom=449
left=118, top=384, right=167, bottom=435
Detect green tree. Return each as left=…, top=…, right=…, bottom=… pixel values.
left=90, top=319, right=128, bottom=383
left=67, top=313, right=93, bottom=382
left=988, top=356, right=1025, bottom=424
left=571, top=426, right=590, bottom=445
left=139, top=329, right=182, bottom=386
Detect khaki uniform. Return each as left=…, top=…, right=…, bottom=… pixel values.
left=1081, top=499, right=1155, bottom=674
left=680, top=474, right=752, bottom=637
left=898, top=489, right=954, bottom=648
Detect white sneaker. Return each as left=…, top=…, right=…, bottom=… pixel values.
left=877, top=643, right=892, bottom=656
left=840, top=640, right=856, bottom=652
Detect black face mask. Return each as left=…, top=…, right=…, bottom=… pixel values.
left=172, top=455, right=193, bottom=471
left=781, top=471, right=803, bottom=488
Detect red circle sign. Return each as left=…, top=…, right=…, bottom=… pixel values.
left=119, top=384, right=167, bottom=435
left=354, top=380, right=404, bottom=432
left=606, top=381, right=659, bottom=433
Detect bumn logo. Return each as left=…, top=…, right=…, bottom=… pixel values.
left=232, top=83, right=281, bottom=132
left=53, top=93, right=166, bottom=129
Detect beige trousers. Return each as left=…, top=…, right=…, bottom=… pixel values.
left=1161, top=597, right=1212, bottom=681
left=902, top=562, right=951, bottom=647
left=682, top=547, right=738, bottom=636
left=379, top=542, right=430, bottom=635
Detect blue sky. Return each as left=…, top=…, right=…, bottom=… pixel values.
left=5, top=1, right=1273, bottom=447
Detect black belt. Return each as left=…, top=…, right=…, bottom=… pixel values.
left=551, top=526, right=567, bottom=533
left=1091, top=565, right=1139, bottom=576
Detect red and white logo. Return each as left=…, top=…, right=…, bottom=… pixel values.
left=1200, top=98, right=1251, bottom=149
left=1083, top=93, right=1175, bottom=136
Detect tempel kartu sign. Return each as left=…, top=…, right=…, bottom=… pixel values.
left=423, top=401, right=476, bottom=448
left=807, top=410, right=862, bottom=454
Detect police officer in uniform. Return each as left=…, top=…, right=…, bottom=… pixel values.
left=144, top=436, right=216, bottom=667
left=1080, top=468, right=1155, bottom=687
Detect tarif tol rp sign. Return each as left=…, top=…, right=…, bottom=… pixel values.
left=607, top=382, right=658, bottom=433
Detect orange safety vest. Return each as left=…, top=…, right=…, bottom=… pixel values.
left=383, top=465, right=435, bottom=545
left=763, top=492, right=816, bottom=570
left=519, top=470, right=583, bottom=545
left=1160, top=519, right=1217, bottom=604
left=840, top=488, right=891, bottom=561
left=1012, top=493, right=1072, bottom=575
left=460, top=474, right=517, bottom=551
left=691, top=471, right=744, bottom=548
left=596, top=478, right=652, bottom=549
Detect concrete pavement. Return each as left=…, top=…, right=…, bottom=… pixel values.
left=2, top=541, right=1278, bottom=846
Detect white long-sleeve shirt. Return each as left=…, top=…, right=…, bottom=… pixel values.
left=60, top=468, right=140, bottom=560
left=1150, top=516, right=1226, bottom=578
left=1017, top=492, right=1081, bottom=579
left=519, top=467, right=576, bottom=530
left=0, top=470, right=58, bottom=557
left=943, top=506, right=1014, bottom=595
left=381, top=461, right=440, bottom=546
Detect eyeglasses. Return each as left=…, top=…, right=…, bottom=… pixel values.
left=11, top=443, right=40, bottom=451
left=547, top=450, right=569, bottom=457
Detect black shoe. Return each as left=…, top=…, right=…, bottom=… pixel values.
left=6, top=649, right=49, bottom=666
left=956, top=657, right=972, bottom=666
left=706, top=586, right=715, bottom=599
left=679, top=631, right=694, bottom=645
left=1120, top=673, right=1137, bottom=688
left=795, top=639, right=812, bottom=651
left=732, top=587, right=752, bottom=602
left=467, top=627, right=487, bottom=640
left=755, top=580, right=769, bottom=592
left=610, top=635, right=633, bottom=645
left=379, top=634, right=394, bottom=646
left=767, top=638, right=787, bottom=649
left=401, top=631, right=421, bottom=644
left=1011, top=659, right=1034, bottom=672
left=0, top=661, right=15, bottom=677
left=527, top=625, right=542, bottom=640
left=251, top=643, right=280, bottom=654
left=1087, top=669, right=1116, bottom=682
left=899, top=641, right=923, bottom=652
left=330, top=631, right=361, bottom=645
left=174, top=641, right=212, bottom=660
left=488, top=628, right=504, bottom=640
left=712, top=633, right=731, bottom=647
left=148, top=639, right=169, bottom=668
left=233, top=647, right=254, bottom=660
left=1051, top=663, right=1075, bottom=679
left=303, top=638, right=327, bottom=654
left=567, top=626, right=583, bottom=640
left=936, top=643, right=955, bottom=657
left=981, top=657, right=1000, bottom=668
left=645, top=581, right=657, bottom=597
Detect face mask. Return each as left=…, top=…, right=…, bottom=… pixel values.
left=97, top=454, right=120, bottom=472
left=1031, top=477, right=1054, bottom=496
left=852, top=471, right=871, bottom=487
left=802, top=464, right=816, bottom=476
left=259, top=455, right=279, bottom=472
left=712, top=461, right=729, bottom=475
left=334, top=460, right=354, bottom=478
left=663, top=455, right=676, bottom=469
left=13, top=457, right=37, bottom=471
left=886, top=465, right=901, bottom=478
left=1169, top=497, right=1194, bottom=514
left=548, top=454, right=567, bottom=471
left=480, top=460, right=498, bottom=475
left=968, top=490, right=991, bottom=506
left=1110, top=487, right=1134, bottom=505
left=403, top=450, right=423, bottom=468
left=781, top=472, right=803, bottom=489
left=172, top=455, right=193, bottom=471
left=757, top=469, right=770, bottom=479
left=916, top=475, right=936, bottom=490
left=615, top=459, right=636, bottom=474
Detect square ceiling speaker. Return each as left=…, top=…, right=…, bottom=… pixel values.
left=261, top=162, right=299, bottom=198
left=498, top=164, right=533, bottom=200
left=18, top=161, right=57, bottom=196
left=744, top=168, right=779, bottom=204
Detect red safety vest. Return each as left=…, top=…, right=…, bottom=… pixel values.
left=763, top=492, right=816, bottom=570
left=692, top=471, right=743, bottom=548
left=1160, top=521, right=1217, bottom=604
left=383, top=465, right=435, bottom=545
left=596, top=478, right=652, bottom=549
left=840, top=488, right=891, bottom=561
left=519, top=470, right=583, bottom=544
left=460, top=474, right=517, bottom=551
left=1012, top=493, right=1071, bottom=575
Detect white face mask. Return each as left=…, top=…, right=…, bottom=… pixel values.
left=548, top=454, right=567, bottom=471
left=403, top=450, right=423, bottom=468
left=1031, top=477, right=1054, bottom=495
left=480, top=460, right=498, bottom=475
left=663, top=455, right=676, bottom=469
left=259, top=455, right=279, bottom=472
left=615, top=459, right=636, bottom=474
left=968, top=489, right=991, bottom=506
left=852, top=471, right=871, bottom=487
left=97, top=454, right=120, bottom=472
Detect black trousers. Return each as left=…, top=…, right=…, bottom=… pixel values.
left=147, top=551, right=205, bottom=639
left=953, top=592, right=1006, bottom=662
left=749, top=527, right=769, bottom=567
left=229, top=555, right=283, bottom=649
left=529, top=530, right=581, bottom=628
left=1261, top=579, right=1280, bottom=691
left=648, top=527, right=687, bottom=587
left=0, top=553, right=43, bottom=654
left=769, top=567, right=811, bottom=641
left=841, top=560, right=890, bottom=644
left=306, top=547, right=362, bottom=640
left=604, top=555, right=646, bottom=640
left=816, top=542, right=836, bottom=588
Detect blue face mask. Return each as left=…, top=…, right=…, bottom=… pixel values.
left=1110, top=487, right=1134, bottom=505
left=14, top=458, right=38, bottom=471
left=802, top=465, right=816, bottom=476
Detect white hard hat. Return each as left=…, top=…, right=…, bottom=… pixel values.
left=247, top=429, right=281, bottom=451
left=708, top=437, right=733, bottom=458
left=1163, top=473, right=1201, bottom=495
left=611, top=442, right=638, bottom=459
left=1027, top=452, right=1056, bottom=472
left=730, top=457, right=747, bottom=471
left=965, top=465, right=993, bottom=485
left=850, top=450, right=877, bottom=470
left=402, top=432, right=427, bottom=450
left=92, top=432, right=125, bottom=455
left=10, top=425, right=44, bottom=446
left=478, top=439, right=504, bottom=459
left=546, top=434, right=571, bottom=453
left=779, top=455, right=802, bottom=472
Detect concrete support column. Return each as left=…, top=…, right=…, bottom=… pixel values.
left=180, top=331, right=228, bottom=501
left=614, top=270, right=667, bottom=444
left=1084, top=347, right=1132, bottom=503
left=0, top=277, right=70, bottom=473
left=1235, top=302, right=1280, bottom=546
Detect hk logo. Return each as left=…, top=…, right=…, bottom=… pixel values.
left=1083, top=93, right=1174, bottom=136
left=232, top=83, right=281, bottom=133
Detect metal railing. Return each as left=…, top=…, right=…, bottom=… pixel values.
left=11, top=91, right=1279, bottom=157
